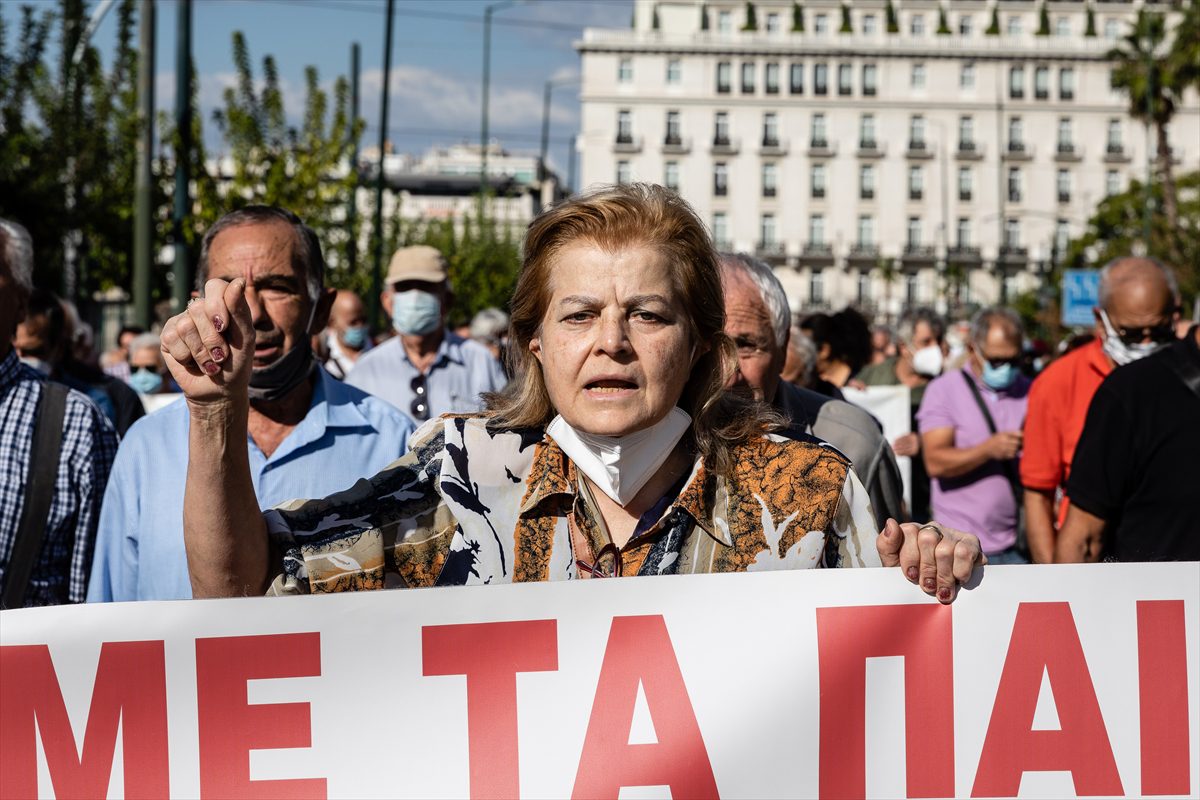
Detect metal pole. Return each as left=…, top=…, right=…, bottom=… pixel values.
left=133, top=0, right=155, bottom=329
left=539, top=80, right=552, bottom=184
left=171, top=0, right=192, bottom=313
left=568, top=133, right=577, bottom=196
left=1143, top=50, right=1153, bottom=246
left=480, top=5, right=494, bottom=216
left=347, top=42, right=361, bottom=279
left=995, top=66, right=1007, bottom=305
left=371, top=0, right=395, bottom=332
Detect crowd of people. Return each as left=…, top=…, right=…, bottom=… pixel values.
left=0, top=185, right=1196, bottom=609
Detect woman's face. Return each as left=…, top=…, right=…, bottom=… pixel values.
left=530, top=241, right=698, bottom=437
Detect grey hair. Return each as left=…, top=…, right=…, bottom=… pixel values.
left=718, top=252, right=791, bottom=347
left=899, top=307, right=946, bottom=344
left=469, top=307, right=509, bottom=343
left=788, top=326, right=818, bottom=385
left=1097, top=256, right=1181, bottom=310
left=969, top=306, right=1024, bottom=347
left=128, top=332, right=161, bottom=353
left=196, top=206, right=325, bottom=303
left=0, top=218, right=34, bottom=293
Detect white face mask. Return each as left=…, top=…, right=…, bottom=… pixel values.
left=911, top=344, right=944, bottom=377
left=547, top=407, right=692, bottom=507
left=1099, top=309, right=1167, bottom=367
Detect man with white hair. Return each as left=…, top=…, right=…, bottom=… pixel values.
left=719, top=253, right=905, bottom=528
left=0, top=218, right=118, bottom=607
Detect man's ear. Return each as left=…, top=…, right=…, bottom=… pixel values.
left=381, top=288, right=393, bottom=317
left=310, top=287, right=336, bottom=334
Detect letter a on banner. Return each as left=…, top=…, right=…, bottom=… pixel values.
left=972, top=602, right=1122, bottom=797
left=423, top=619, right=559, bottom=800
left=815, top=604, right=955, bottom=799
left=572, top=615, right=719, bottom=800
left=0, top=640, right=169, bottom=799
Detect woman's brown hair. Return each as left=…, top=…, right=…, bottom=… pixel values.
left=486, top=183, right=778, bottom=476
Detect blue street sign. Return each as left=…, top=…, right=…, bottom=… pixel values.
left=1062, top=270, right=1100, bottom=327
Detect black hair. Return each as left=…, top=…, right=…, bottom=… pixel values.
left=801, top=307, right=873, bottom=376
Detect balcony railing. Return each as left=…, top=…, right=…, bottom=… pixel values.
left=959, top=190, right=973, bottom=201
left=763, top=186, right=777, bottom=198
left=1057, top=142, right=1075, bottom=154
left=959, top=140, right=976, bottom=152
left=1008, top=140, right=1025, bottom=152
left=662, top=135, right=691, bottom=154
left=849, top=244, right=879, bottom=259
left=1009, top=190, right=1022, bottom=203
left=948, top=246, right=982, bottom=261
left=1035, top=88, right=1049, bottom=100
left=614, top=134, right=642, bottom=153
left=999, top=245, right=1028, bottom=263
left=861, top=188, right=875, bottom=200
left=1058, top=192, right=1071, bottom=204
left=756, top=240, right=785, bottom=256
left=909, top=189, right=924, bottom=200
left=903, top=244, right=936, bottom=260
left=711, top=136, right=740, bottom=155
left=812, top=187, right=826, bottom=199
left=664, top=134, right=682, bottom=146
left=802, top=243, right=834, bottom=257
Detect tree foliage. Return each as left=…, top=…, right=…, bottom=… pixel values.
left=885, top=0, right=899, bottom=33
left=741, top=1, right=758, bottom=31
left=839, top=4, right=852, bottom=34
left=937, top=6, right=951, bottom=35
left=791, top=2, right=804, bottom=33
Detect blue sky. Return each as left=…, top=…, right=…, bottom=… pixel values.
left=5, top=0, right=634, bottom=181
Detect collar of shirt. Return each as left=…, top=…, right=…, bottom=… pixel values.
left=259, top=367, right=376, bottom=464
left=398, top=331, right=469, bottom=371
left=1084, top=337, right=1113, bottom=378
left=0, top=349, right=24, bottom=390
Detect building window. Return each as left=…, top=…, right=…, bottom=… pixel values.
left=911, top=63, right=926, bottom=88
left=862, top=64, right=877, bottom=96
left=911, top=13, right=925, bottom=36
left=1008, top=167, right=1022, bottom=203
left=1035, top=66, right=1049, bottom=100
left=713, top=111, right=730, bottom=145
left=760, top=213, right=777, bottom=247
left=1005, top=218, right=1020, bottom=248
left=666, top=58, right=681, bottom=84
left=716, top=62, right=731, bottom=93
left=909, top=115, right=926, bottom=149
left=616, top=160, right=631, bottom=184
left=1060, top=68, right=1075, bottom=100
left=814, top=13, right=828, bottom=34
left=1008, top=117, right=1024, bottom=150
left=961, top=63, right=975, bottom=89
left=1055, top=17, right=1070, bottom=37
left=766, top=12, right=781, bottom=34
left=857, top=272, right=872, bottom=303
left=809, top=214, right=826, bottom=246
left=956, top=218, right=970, bottom=248
left=618, top=58, right=633, bottom=83
left=811, top=113, right=827, bottom=147
left=1057, top=117, right=1073, bottom=152
left=762, top=163, right=778, bottom=198
left=907, top=217, right=921, bottom=248
left=860, top=114, right=876, bottom=148
left=1054, top=219, right=1070, bottom=259
left=959, top=115, right=974, bottom=149
left=959, top=15, right=972, bottom=35
left=1107, top=118, right=1122, bottom=151
left=863, top=14, right=877, bottom=34
left=860, top=164, right=876, bottom=199
left=665, top=110, right=681, bottom=145
left=814, top=62, right=828, bottom=95
left=908, top=165, right=924, bottom=200
left=1010, top=66, right=1024, bottom=99
left=1104, top=18, right=1119, bottom=40
left=718, top=10, right=732, bottom=33
left=811, top=163, right=827, bottom=199
left=838, top=63, right=852, bottom=95
left=765, top=62, right=780, bottom=94
left=857, top=215, right=874, bottom=247
left=664, top=161, right=679, bottom=191
left=958, top=166, right=972, bottom=201
left=790, top=63, right=804, bottom=94
left=762, top=112, right=779, bottom=146
left=1057, top=169, right=1071, bottom=203
left=810, top=270, right=825, bottom=304
left=712, top=212, right=728, bottom=247
left=1007, top=16, right=1021, bottom=36
left=616, top=110, right=632, bottom=143
left=1106, top=169, right=1120, bottom=197
left=713, top=162, right=728, bottom=196
left=741, top=62, right=756, bottom=93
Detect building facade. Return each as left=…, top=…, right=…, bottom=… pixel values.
left=576, top=0, right=1198, bottom=319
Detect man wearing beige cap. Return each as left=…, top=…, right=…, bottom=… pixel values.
left=347, top=245, right=507, bottom=421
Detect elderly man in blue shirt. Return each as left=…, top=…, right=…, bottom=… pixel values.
left=87, top=206, right=415, bottom=602
left=347, top=245, right=507, bottom=421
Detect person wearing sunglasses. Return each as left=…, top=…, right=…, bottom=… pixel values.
left=346, top=246, right=507, bottom=423
left=1021, top=257, right=1180, bottom=564
left=1056, top=259, right=1197, bottom=562
left=917, top=307, right=1031, bottom=565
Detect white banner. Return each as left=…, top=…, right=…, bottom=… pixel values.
left=1, top=563, right=1198, bottom=799
left=843, top=384, right=913, bottom=509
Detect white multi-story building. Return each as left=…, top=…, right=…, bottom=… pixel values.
left=576, top=0, right=1199, bottom=318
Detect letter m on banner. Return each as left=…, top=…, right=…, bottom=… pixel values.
left=816, top=604, right=954, bottom=799
left=0, top=641, right=169, bottom=798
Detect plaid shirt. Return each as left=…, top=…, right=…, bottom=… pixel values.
left=0, top=349, right=118, bottom=606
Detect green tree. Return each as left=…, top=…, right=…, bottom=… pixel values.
left=791, top=1, right=804, bottom=32
left=937, top=5, right=951, bottom=35
left=741, top=1, right=758, bottom=31
left=1108, top=10, right=1186, bottom=242
left=839, top=4, right=852, bottom=33
left=986, top=5, right=1000, bottom=35
left=885, top=0, right=899, bottom=33
left=1085, top=4, right=1097, bottom=37
left=700, top=3, right=709, bottom=31
left=1036, top=1, right=1051, bottom=35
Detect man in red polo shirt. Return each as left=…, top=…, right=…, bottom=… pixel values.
left=1021, top=257, right=1179, bottom=562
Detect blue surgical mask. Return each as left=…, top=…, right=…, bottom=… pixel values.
left=129, top=368, right=163, bottom=394
left=981, top=361, right=1017, bottom=390
left=341, top=325, right=369, bottom=350
left=391, top=289, right=442, bottom=336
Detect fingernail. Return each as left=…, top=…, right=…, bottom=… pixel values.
left=213, top=316, right=224, bottom=332
left=938, top=588, right=951, bottom=603
left=203, top=361, right=219, bottom=375
left=906, top=567, right=918, bottom=582
left=211, top=347, right=226, bottom=363
left=923, top=578, right=935, bottom=591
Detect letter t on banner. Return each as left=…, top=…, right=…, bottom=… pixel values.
left=422, top=620, right=559, bottom=800
left=816, top=604, right=955, bottom=799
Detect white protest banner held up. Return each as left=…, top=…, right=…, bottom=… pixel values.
left=1, top=563, right=1197, bottom=799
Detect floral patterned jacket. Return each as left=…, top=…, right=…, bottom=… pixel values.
left=263, top=413, right=882, bottom=594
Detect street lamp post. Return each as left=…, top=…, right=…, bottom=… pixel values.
left=539, top=76, right=578, bottom=198
left=480, top=1, right=526, bottom=216
left=371, top=0, right=396, bottom=332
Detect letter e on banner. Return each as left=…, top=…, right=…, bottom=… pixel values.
left=815, top=604, right=954, bottom=800
left=422, top=620, right=559, bottom=800
left=1138, top=600, right=1191, bottom=796
left=572, top=615, right=719, bottom=800
left=196, top=632, right=325, bottom=800
left=972, top=602, right=1122, bottom=797
left=0, top=640, right=169, bottom=799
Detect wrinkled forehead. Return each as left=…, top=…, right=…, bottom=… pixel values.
left=544, top=239, right=681, bottom=299
left=207, top=221, right=300, bottom=279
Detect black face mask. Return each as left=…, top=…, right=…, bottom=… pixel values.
left=247, top=304, right=317, bottom=403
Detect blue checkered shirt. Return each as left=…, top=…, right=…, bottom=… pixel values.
left=0, top=349, right=118, bottom=606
